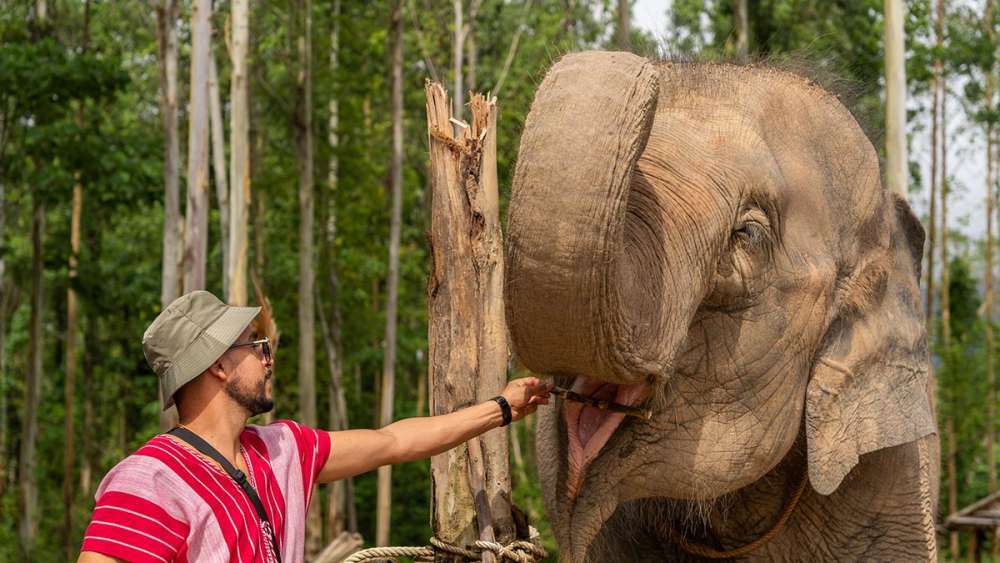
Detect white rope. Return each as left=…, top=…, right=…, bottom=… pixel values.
left=343, top=536, right=547, bottom=563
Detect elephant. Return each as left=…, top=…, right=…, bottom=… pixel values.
left=504, top=51, right=939, bottom=562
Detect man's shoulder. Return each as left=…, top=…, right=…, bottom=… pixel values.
left=97, top=435, right=188, bottom=493
left=245, top=419, right=329, bottom=461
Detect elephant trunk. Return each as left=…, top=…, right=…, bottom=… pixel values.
left=506, top=52, right=711, bottom=386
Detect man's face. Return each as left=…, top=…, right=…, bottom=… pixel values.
left=223, top=326, right=274, bottom=416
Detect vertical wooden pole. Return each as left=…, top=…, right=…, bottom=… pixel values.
left=426, top=82, right=514, bottom=560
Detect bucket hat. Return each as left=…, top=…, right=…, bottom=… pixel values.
left=142, top=291, right=261, bottom=409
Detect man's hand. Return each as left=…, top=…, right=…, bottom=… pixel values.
left=500, top=377, right=551, bottom=422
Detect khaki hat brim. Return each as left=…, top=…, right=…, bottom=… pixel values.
left=161, top=305, right=261, bottom=410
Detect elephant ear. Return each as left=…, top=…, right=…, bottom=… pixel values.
left=805, top=193, right=936, bottom=495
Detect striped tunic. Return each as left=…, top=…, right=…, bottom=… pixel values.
left=81, top=420, right=331, bottom=562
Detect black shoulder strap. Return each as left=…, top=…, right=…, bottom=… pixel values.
left=168, top=427, right=282, bottom=563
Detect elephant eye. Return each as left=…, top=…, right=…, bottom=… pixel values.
left=733, top=221, right=768, bottom=249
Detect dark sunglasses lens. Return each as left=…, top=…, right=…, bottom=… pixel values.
left=262, top=341, right=271, bottom=361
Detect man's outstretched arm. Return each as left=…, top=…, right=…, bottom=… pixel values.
left=317, top=377, right=550, bottom=484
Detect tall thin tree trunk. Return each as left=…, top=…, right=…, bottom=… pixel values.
left=985, top=0, right=996, bottom=496
left=295, top=0, right=321, bottom=557
left=466, top=0, right=479, bottom=94
left=229, top=0, right=251, bottom=306
left=323, top=0, right=353, bottom=542
left=883, top=0, right=908, bottom=197
left=64, top=2, right=90, bottom=535
left=0, top=178, right=6, bottom=499
left=377, top=1, right=404, bottom=546
left=453, top=0, right=464, bottom=124
left=64, top=175, right=81, bottom=560
left=492, top=0, right=533, bottom=98
left=20, top=11, right=46, bottom=555
left=156, top=0, right=182, bottom=431
left=734, top=0, right=748, bottom=60
left=942, top=77, right=958, bottom=558
left=617, top=0, right=630, bottom=50
left=80, top=313, right=97, bottom=497
left=209, top=54, right=230, bottom=299
left=925, top=14, right=941, bottom=336
left=20, top=188, right=44, bottom=559
left=184, top=0, right=212, bottom=292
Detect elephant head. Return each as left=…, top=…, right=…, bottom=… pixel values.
left=505, top=52, right=935, bottom=560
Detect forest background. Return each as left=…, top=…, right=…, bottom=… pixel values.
left=0, top=0, right=997, bottom=561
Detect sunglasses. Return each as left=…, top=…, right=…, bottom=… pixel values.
left=229, top=337, right=272, bottom=363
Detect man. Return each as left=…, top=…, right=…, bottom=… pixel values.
left=78, top=291, right=551, bottom=562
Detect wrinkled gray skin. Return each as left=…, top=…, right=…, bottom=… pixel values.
left=505, top=52, right=938, bottom=561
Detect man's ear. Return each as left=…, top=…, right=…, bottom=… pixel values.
left=805, top=194, right=936, bottom=495
left=204, top=360, right=228, bottom=382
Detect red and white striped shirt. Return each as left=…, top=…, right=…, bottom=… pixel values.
left=81, top=420, right=331, bottom=562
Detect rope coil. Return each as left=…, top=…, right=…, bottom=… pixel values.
left=343, top=536, right=547, bottom=563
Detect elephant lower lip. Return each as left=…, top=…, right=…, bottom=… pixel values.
left=564, top=377, right=650, bottom=500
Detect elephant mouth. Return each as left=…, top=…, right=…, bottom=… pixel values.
left=564, top=377, right=651, bottom=500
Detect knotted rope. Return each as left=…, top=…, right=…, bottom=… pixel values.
left=343, top=536, right=547, bottom=563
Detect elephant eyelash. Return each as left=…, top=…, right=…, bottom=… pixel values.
left=733, top=221, right=768, bottom=248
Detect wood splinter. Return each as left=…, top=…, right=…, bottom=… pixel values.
left=549, top=386, right=652, bottom=420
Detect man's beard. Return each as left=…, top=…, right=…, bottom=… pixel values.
left=226, top=370, right=274, bottom=416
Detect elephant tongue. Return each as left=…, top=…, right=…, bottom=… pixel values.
left=564, top=377, right=649, bottom=500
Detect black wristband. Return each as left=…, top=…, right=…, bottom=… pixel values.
left=491, top=395, right=512, bottom=427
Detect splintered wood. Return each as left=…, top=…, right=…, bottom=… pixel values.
left=425, top=82, right=513, bottom=563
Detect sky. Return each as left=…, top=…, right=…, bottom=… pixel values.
left=628, top=0, right=991, bottom=244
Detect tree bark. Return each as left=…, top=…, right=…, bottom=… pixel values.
left=925, top=10, right=941, bottom=337
left=184, top=0, right=212, bottom=292
left=453, top=0, right=464, bottom=124
left=426, top=84, right=514, bottom=560
left=229, top=0, right=251, bottom=306
left=0, top=173, right=6, bottom=499
left=883, top=0, right=908, bottom=197
left=322, top=0, right=355, bottom=542
left=20, top=189, right=44, bottom=559
left=617, top=0, right=630, bottom=50
left=985, top=0, right=996, bottom=496
left=81, top=313, right=97, bottom=498
left=155, top=0, right=182, bottom=431
left=376, top=0, right=404, bottom=546
left=294, top=0, right=321, bottom=556
left=0, top=97, right=6, bottom=493
left=64, top=135, right=84, bottom=561
left=63, top=7, right=90, bottom=556
left=734, top=0, right=748, bottom=60
left=941, top=73, right=957, bottom=559
left=466, top=0, right=479, bottom=94
left=209, top=53, right=230, bottom=299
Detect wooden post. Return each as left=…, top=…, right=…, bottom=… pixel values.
left=426, top=82, right=514, bottom=560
